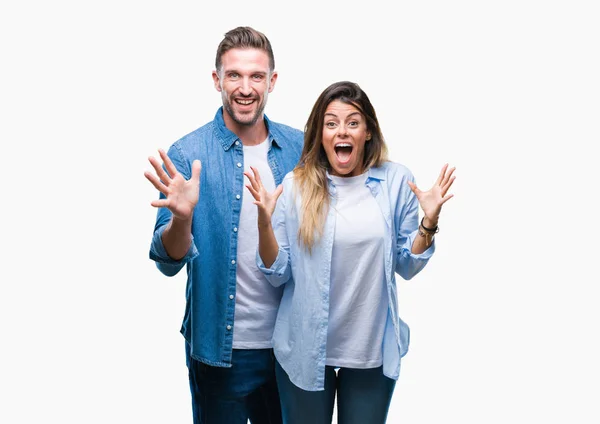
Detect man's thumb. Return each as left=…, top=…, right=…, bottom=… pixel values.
left=191, top=160, right=202, bottom=183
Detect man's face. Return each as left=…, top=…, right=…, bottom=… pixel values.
left=213, top=48, right=278, bottom=127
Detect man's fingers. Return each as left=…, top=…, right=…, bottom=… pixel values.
left=191, top=160, right=202, bottom=184
left=150, top=198, right=170, bottom=208
left=148, top=156, right=172, bottom=184
left=145, top=171, right=169, bottom=194
left=159, top=149, right=179, bottom=178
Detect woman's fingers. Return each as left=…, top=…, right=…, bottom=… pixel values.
left=244, top=169, right=264, bottom=203
left=273, top=184, right=283, bottom=201
left=440, top=174, right=456, bottom=196
left=436, top=163, right=449, bottom=185
left=440, top=166, right=456, bottom=186
left=245, top=184, right=261, bottom=201
left=440, top=193, right=455, bottom=205
left=244, top=170, right=261, bottom=193
left=407, top=180, right=420, bottom=196
left=250, top=166, right=263, bottom=186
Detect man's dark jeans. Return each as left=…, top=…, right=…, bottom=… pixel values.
left=186, top=342, right=282, bottom=424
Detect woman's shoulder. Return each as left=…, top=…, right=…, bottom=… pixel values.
left=373, top=160, right=415, bottom=180
left=282, top=170, right=297, bottom=185
left=280, top=170, right=300, bottom=196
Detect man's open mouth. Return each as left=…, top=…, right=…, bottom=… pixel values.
left=235, top=99, right=255, bottom=105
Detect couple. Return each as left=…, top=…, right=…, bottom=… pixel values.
left=145, top=26, right=455, bottom=424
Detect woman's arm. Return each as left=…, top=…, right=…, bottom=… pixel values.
left=245, top=166, right=283, bottom=268
left=407, top=163, right=456, bottom=254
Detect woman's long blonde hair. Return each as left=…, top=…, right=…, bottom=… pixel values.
left=293, top=81, right=388, bottom=252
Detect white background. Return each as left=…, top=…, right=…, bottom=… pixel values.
left=2, top=0, right=599, bottom=423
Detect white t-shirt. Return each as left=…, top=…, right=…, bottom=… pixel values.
left=233, top=139, right=283, bottom=349
left=326, top=172, right=388, bottom=368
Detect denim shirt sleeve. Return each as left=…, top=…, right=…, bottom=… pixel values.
left=256, top=179, right=293, bottom=287
left=150, top=224, right=200, bottom=277
left=148, top=143, right=200, bottom=277
left=394, top=170, right=435, bottom=280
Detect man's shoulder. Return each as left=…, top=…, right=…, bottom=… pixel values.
left=164, top=120, right=220, bottom=162
left=173, top=121, right=214, bottom=148
left=268, top=120, right=303, bottom=145
left=269, top=120, right=303, bottom=135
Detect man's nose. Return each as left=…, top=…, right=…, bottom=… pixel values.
left=238, top=78, right=252, bottom=96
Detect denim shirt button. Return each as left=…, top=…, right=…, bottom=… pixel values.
left=235, top=141, right=240, bottom=146
left=226, top=325, right=232, bottom=330
left=231, top=260, right=236, bottom=265
left=236, top=194, right=241, bottom=200
left=233, top=227, right=238, bottom=232
left=237, top=162, right=242, bottom=168
left=229, top=295, right=234, bottom=300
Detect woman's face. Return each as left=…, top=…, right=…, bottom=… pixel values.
left=321, top=100, right=371, bottom=177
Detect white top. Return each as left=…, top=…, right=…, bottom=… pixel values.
left=326, top=172, right=387, bottom=368
left=233, top=138, right=283, bottom=348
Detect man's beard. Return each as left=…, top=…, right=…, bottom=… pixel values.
left=222, top=91, right=268, bottom=127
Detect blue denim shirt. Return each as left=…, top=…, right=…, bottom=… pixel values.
left=258, top=161, right=435, bottom=391
left=149, top=107, right=303, bottom=367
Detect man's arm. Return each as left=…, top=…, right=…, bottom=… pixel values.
left=145, top=148, right=202, bottom=260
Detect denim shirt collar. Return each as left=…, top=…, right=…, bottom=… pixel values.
left=213, top=107, right=281, bottom=151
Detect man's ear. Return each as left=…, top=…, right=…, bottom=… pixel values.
left=212, top=70, right=222, bottom=92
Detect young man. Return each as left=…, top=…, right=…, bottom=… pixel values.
left=144, top=27, right=303, bottom=423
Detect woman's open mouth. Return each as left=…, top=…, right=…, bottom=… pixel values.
left=334, top=143, right=353, bottom=163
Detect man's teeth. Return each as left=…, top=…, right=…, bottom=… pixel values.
left=236, top=99, right=253, bottom=105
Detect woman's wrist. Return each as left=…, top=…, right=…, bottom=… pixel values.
left=258, top=218, right=273, bottom=230
left=421, top=216, right=439, bottom=232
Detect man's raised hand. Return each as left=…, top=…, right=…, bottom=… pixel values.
left=144, top=149, right=202, bottom=220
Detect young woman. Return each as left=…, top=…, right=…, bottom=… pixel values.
left=244, top=81, right=456, bottom=424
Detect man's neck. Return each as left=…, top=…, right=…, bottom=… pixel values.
left=223, top=113, right=268, bottom=146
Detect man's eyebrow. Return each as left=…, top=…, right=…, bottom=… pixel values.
left=223, top=69, right=268, bottom=75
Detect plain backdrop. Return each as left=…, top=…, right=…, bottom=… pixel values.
left=2, top=1, right=599, bottom=423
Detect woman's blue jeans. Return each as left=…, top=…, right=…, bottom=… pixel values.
left=275, top=360, right=396, bottom=424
